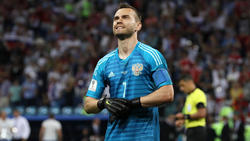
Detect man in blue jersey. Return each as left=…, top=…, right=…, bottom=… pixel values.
left=84, top=3, right=174, bottom=141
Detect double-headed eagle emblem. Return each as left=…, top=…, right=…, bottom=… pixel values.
left=132, top=63, right=143, bottom=76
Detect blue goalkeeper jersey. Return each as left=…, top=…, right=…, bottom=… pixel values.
left=86, top=41, right=172, bottom=141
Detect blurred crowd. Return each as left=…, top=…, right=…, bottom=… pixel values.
left=0, top=0, right=249, bottom=124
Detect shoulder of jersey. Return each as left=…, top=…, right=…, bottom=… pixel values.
left=137, top=42, right=163, bottom=66
left=96, top=50, right=116, bottom=67
left=197, top=88, right=206, bottom=95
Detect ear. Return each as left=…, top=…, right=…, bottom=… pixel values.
left=135, top=22, right=142, bottom=32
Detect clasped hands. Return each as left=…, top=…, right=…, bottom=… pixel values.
left=175, top=113, right=185, bottom=127
left=97, top=97, right=141, bottom=122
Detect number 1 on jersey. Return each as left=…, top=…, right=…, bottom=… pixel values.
left=122, top=81, right=127, bottom=98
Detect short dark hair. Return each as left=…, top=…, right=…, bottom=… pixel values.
left=117, top=3, right=142, bottom=22
left=49, top=113, right=55, bottom=118
left=13, top=109, right=20, bottom=113
left=179, top=74, right=193, bottom=82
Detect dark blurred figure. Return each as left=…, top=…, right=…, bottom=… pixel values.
left=221, top=116, right=233, bottom=141
left=89, top=118, right=104, bottom=141
left=0, top=41, right=10, bottom=65
left=0, top=72, right=11, bottom=108
left=36, top=65, right=48, bottom=106
left=160, top=115, right=177, bottom=141
left=62, top=77, right=75, bottom=107
left=206, top=115, right=216, bottom=141
left=21, top=73, right=37, bottom=107
left=233, top=112, right=245, bottom=141
left=81, top=127, right=90, bottom=141
left=9, top=79, right=22, bottom=107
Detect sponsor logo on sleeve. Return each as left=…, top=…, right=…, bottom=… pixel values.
left=88, top=79, right=97, bottom=92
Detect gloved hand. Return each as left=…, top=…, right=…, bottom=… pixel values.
left=129, top=97, right=142, bottom=108
left=97, top=97, right=130, bottom=118
left=108, top=97, right=142, bottom=123
left=98, top=97, right=142, bottom=123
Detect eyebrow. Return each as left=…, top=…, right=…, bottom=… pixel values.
left=114, top=14, right=130, bottom=19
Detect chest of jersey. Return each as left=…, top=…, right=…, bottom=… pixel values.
left=104, top=53, right=154, bottom=99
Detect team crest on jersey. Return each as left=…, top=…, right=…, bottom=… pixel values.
left=132, top=63, right=143, bottom=76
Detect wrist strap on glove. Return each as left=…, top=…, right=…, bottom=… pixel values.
left=97, top=97, right=106, bottom=110
left=131, top=97, right=142, bottom=108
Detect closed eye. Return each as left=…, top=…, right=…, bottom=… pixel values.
left=113, top=15, right=130, bottom=21
left=122, top=15, right=130, bottom=19
left=114, top=16, right=119, bottom=21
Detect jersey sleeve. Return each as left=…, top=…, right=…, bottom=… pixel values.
left=86, top=60, right=106, bottom=99
left=195, top=90, right=207, bottom=107
left=147, top=50, right=173, bottom=88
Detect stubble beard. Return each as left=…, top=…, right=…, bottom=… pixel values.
left=114, top=29, right=134, bottom=40
left=115, top=33, right=133, bottom=40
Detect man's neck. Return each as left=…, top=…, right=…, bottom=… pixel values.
left=118, top=35, right=138, bottom=59
left=188, top=85, right=197, bottom=94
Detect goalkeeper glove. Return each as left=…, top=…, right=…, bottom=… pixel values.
left=110, top=97, right=142, bottom=123
left=130, top=97, right=142, bottom=108
left=108, top=97, right=142, bottom=123
left=97, top=97, right=130, bottom=118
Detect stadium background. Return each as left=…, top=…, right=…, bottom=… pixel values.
left=0, top=0, right=249, bottom=140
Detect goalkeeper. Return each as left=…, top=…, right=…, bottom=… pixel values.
left=84, top=3, right=174, bottom=141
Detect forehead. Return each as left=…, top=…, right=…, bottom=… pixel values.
left=179, top=80, right=188, bottom=85
left=114, top=8, right=136, bottom=17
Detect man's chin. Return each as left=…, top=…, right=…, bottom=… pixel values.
left=115, top=33, right=133, bottom=40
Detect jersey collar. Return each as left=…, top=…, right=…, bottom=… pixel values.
left=116, top=41, right=140, bottom=63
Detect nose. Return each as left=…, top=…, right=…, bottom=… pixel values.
left=180, top=87, right=184, bottom=92
left=116, top=17, right=123, bottom=23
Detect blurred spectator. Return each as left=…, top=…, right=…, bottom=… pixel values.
left=206, top=115, right=216, bottom=141
left=81, top=127, right=90, bottom=141
left=0, top=41, right=10, bottom=65
left=0, top=73, right=11, bottom=108
left=89, top=118, right=103, bottom=141
left=39, top=114, right=62, bottom=141
left=212, top=106, right=234, bottom=141
left=160, top=115, right=177, bottom=141
left=233, top=112, right=245, bottom=141
left=220, top=106, right=234, bottom=141
left=61, top=76, right=75, bottom=107
left=12, top=109, right=30, bottom=141
left=227, top=65, right=240, bottom=83
left=212, top=67, right=228, bottom=101
left=199, top=69, right=213, bottom=94
left=230, top=82, right=243, bottom=102
left=21, top=73, right=37, bottom=106
left=36, top=65, right=48, bottom=106
left=47, top=72, right=64, bottom=107
left=243, top=78, right=250, bottom=102
left=239, top=64, right=250, bottom=86
left=221, top=118, right=233, bottom=141
left=207, top=94, right=216, bottom=116
left=9, top=79, right=22, bottom=107
left=0, top=111, right=14, bottom=141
